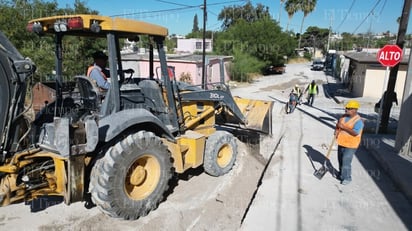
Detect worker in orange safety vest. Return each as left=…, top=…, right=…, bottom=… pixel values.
left=87, top=51, right=110, bottom=90
left=334, top=100, right=364, bottom=185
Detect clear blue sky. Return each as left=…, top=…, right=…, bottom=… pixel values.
left=56, top=0, right=407, bottom=35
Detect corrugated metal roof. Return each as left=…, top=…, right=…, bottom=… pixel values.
left=343, top=51, right=409, bottom=64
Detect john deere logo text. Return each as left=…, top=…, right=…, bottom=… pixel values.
left=210, top=93, right=223, bottom=99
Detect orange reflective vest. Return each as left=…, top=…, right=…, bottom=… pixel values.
left=87, top=65, right=108, bottom=80
left=336, top=115, right=363, bottom=148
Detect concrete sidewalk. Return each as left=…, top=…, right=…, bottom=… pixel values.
left=240, top=64, right=412, bottom=231
left=362, top=134, right=412, bottom=203
left=326, top=73, right=412, bottom=203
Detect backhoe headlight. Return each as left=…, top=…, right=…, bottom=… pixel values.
left=54, top=21, right=68, bottom=32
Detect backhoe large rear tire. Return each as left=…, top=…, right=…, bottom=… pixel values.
left=203, top=131, right=237, bottom=177
left=89, top=131, right=173, bottom=220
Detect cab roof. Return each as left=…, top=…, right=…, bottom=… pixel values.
left=28, top=14, right=168, bottom=38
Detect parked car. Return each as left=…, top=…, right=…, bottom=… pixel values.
left=263, top=64, right=286, bottom=75
left=311, top=59, right=324, bottom=71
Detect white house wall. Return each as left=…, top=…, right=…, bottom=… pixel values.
left=363, top=68, right=406, bottom=100
left=177, top=38, right=213, bottom=53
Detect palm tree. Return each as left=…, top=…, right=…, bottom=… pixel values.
left=284, top=0, right=299, bottom=31
left=284, top=0, right=317, bottom=47
left=298, top=0, right=317, bottom=48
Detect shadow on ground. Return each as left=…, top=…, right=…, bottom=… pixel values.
left=302, top=144, right=339, bottom=179
left=357, top=141, right=412, bottom=229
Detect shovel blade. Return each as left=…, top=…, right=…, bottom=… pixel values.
left=314, top=165, right=328, bottom=180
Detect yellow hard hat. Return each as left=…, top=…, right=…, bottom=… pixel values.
left=345, top=100, right=360, bottom=109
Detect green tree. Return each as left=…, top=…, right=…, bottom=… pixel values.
left=192, top=14, right=199, bottom=33
left=1, top=0, right=61, bottom=81
left=341, top=32, right=355, bottom=50
left=165, top=36, right=177, bottom=54
left=215, top=17, right=296, bottom=80
left=0, top=0, right=100, bottom=82
left=227, top=49, right=263, bottom=82
left=218, top=1, right=270, bottom=30
left=300, top=26, right=329, bottom=53
left=186, top=30, right=213, bottom=39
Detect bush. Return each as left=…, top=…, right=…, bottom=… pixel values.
left=179, top=72, right=192, bottom=84
left=228, top=51, right=265, bottom=82
left=303, top=51, right=312, bottom=61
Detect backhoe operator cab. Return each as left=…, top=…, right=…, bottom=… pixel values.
left=0, top=14, right=273, bottom=219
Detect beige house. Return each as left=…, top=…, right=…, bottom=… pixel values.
left=341, top=52, right=408, bottom=100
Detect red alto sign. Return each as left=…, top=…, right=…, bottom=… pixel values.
left=377, top=45, right=403, bottom=67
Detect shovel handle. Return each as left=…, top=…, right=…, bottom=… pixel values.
left=324, top=137, right=336, bottom=160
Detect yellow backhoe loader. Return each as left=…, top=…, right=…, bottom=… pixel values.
left=0, top=14, right=273, bottom=219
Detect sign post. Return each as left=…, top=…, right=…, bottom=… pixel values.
left=375, top=45, right=403, bottom=134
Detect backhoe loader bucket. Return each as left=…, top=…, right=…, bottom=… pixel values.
left=233, top=96, right=273, bottom=135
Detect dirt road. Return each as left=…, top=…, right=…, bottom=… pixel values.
left=0, top=137, right=276, bottom=231
left=0, top=63, right=297, bottom=231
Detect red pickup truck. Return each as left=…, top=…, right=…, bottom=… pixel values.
left=263, top=64, right=286, bottom=75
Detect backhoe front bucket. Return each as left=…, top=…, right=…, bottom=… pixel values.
left=233, top=96, right=274, bottom=135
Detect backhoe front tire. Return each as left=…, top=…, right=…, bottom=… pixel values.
left=89, top=131, right=173, bottom=220
left=203, top=131, right=238, bottom=177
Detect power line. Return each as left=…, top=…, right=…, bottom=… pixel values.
left=208, top=21, right=222, bottom=30
left=208, top=10, right=218, bottom=17
left=335, top=0, right=356, bottom=32
left=152, top=0, right=246, bottom=8
left=153, top=0, right=195, bottom=7
left=110, top=0, right=245, bottom=18
left=201, top=0, right=247, bottom=7
left=132, top=8, right=201, bottom=20
left=352, top=0, right=382, bottom=34
left=378, top=0, right=387, bottom=17
left=110, top=5, right=200, bottom=18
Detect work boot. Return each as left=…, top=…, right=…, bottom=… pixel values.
left=332, top=171, right=341, bottom=180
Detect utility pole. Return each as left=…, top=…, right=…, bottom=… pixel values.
left=311, top=34, right=316, bottom=59
left=278, top=0, right=284, bottom=24
left=201, top=0, right=207, bottom=89
left=326, top=15, right=332, bottom=52
left=326, top=26, right=331, bottom=51
left=379, top=0, right=412, bottom=133
left=366, top=11, right=374, bottom=53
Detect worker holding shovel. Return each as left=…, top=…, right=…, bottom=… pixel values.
left=335, top=100, right=364, bottom=185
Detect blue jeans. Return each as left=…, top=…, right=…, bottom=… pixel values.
left=337, top=146, right=357, bottom=181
